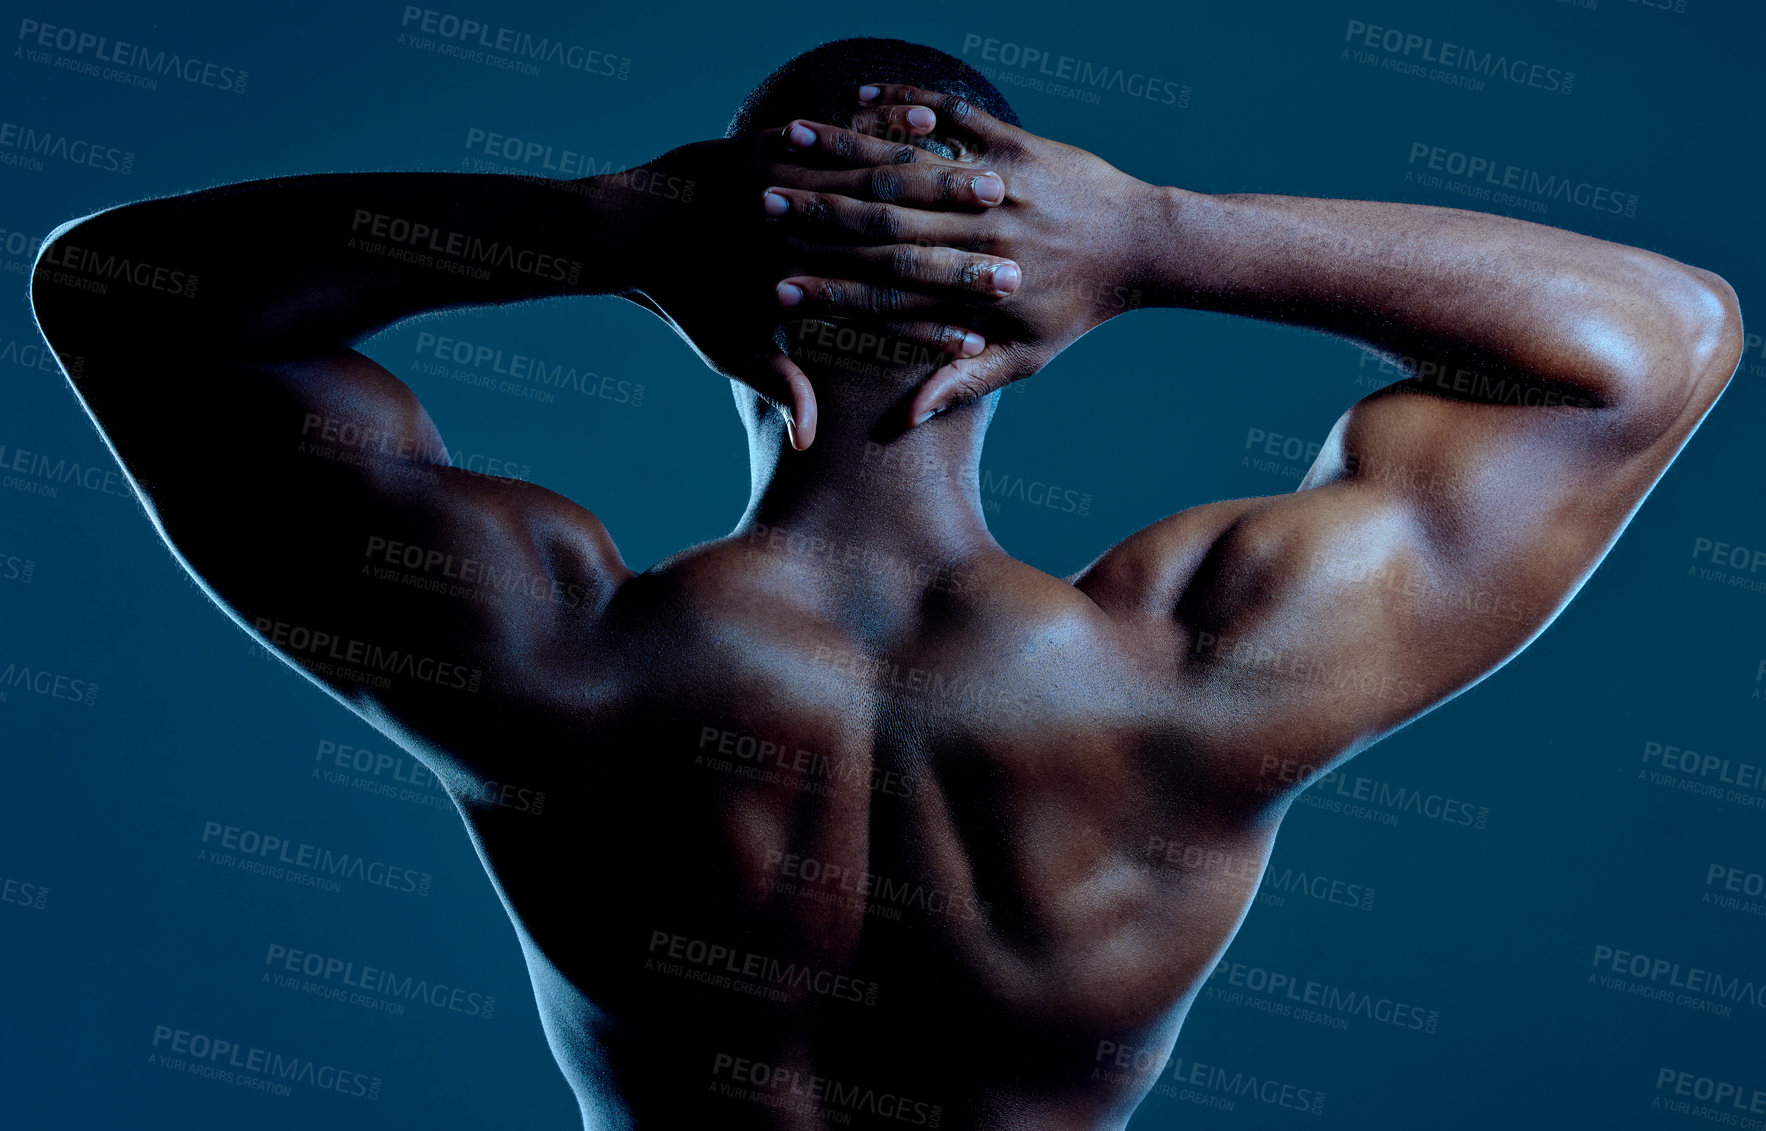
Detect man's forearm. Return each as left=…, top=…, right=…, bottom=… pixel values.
left=1135, top=188, right=1737, bottom=411
left=31, top=172, right=638, bottom=361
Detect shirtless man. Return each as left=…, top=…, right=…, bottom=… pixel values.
left=28, top=36, right=1742, bottom=1131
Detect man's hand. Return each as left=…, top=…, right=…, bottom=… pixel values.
left=764, top=84, right=1165, bottom=427
left=609, top=112, right=1020, bottom=448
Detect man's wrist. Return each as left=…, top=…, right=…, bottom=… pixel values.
left=575, top=171, right=639, bottom=286
left=1122, top=182, right=1206, bottom=310
left=576, top=162, right=694, bottom=296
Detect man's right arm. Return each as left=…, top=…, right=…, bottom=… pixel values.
left=1079, top=189, right=1740, bottom=800
left=773, top=86, right=1743, bottom=802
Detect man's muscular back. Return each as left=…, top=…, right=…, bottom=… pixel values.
left=496, top=537, right=1274, bottom=1130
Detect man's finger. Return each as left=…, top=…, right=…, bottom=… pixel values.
left=770, top=120, right=924, bottom=168
left=846, top=104, right=939, bottom=145
left=904, top=344, right=1032, bottom=426
left=856, top=84, right=1019, bottom=147
left=775, top=276, right=945, bottom=318
left=885, top=320, right=987, bottom=357
left=771, top=164, right=1006, bottom=208
left=787, top=318, right=986, bottom=362
left=761, top=187, right=964, bottom=245
left=816, top=244, right=1020, bottom=298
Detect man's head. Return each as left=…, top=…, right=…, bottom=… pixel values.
left=729, top=39, right=1020, bottom=451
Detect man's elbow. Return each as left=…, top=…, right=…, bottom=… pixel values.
left=1681, top=267, right=1745, bottom=393
left=28, top=213, right=104, bottom=351
left=1596, top=261, right=1743, bottom=433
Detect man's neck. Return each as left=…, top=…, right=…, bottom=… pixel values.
left=734, top=388, right=1000, bottom=564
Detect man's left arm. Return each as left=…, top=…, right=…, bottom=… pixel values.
left=27, top=170, right=651, bottom=778
left=26, top=125, right=1013, bottom=772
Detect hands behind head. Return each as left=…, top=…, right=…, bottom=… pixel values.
left=611, top=84, right=1156, bottom=447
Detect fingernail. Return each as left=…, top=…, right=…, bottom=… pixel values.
left=858, top=85, right=881, bottom=104
left=961, top=332, right=984, bottom=357
left=973, top=173, right=1004, bottom=203
left=991, top=262, right=1021, bottom=295
left=906, top=106, right=935, bottom=130
left=776, top=282, right=804, bottom=307
left=763, top=191, right=789, bottom=217
left=786, top=122, right=816, bottom=149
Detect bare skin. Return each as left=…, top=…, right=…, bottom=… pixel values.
left=28, top=82, right=1742, bottom=1131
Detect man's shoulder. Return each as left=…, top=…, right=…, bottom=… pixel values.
left=1069, top=496, right=1272, bottom=620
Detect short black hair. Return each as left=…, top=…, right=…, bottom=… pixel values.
left=728, top=37, right=1020, bottom=144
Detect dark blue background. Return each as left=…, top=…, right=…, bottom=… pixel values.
left=2, top=0, right=1761, bottom=1127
